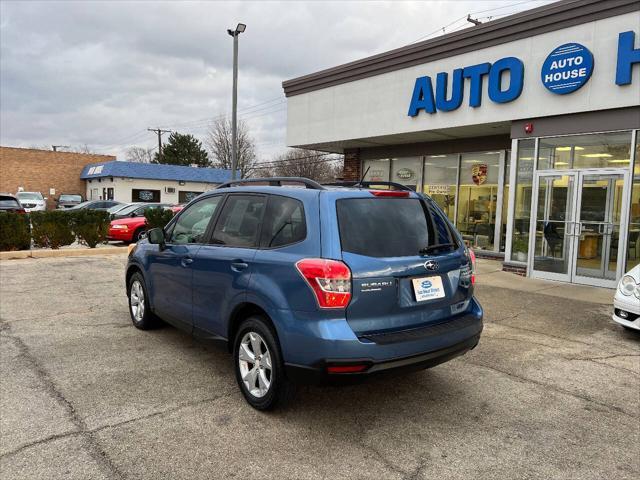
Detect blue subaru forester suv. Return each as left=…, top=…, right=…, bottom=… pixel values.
left=126, top=178, right=482, bottom=410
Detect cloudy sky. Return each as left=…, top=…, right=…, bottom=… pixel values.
left=1, top=0, right=554, bottom=162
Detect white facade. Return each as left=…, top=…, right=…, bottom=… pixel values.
left=287, top=11, right=640, bottom=149
left=85, top=177, right=220, bottom=204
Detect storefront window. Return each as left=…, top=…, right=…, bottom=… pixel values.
left=390, top=157, right=422, bottom=191
left=510, top=139, right=535, bottom=262
left=538, top=132, right=632, bottom=170
left=457, top=152, right=501, bottom=250
left=500, top=150, right=511, bottom=252
left=362, top=159, right=390, bottom=183
left=626, top=136, right=640, bottom=271
left=423, top=154, right=458, bottom=222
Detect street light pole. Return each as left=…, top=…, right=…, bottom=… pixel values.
left=227, top=23, right=246, bottom=180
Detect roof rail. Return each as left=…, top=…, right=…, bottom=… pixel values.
left=323, top=181, right=414, bottom=191
left=216, top=177, right=326, bottom=190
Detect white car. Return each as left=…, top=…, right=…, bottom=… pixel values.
left=16, top=191, right=47, bottom=212
left=613, top=264, right=640, bottom=331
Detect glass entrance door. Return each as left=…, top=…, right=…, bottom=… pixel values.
left=530, top=169, right=630, bottom=287
left=530, top=173, right=577, bottom=283
left=573, top=173, right=627, bottom=287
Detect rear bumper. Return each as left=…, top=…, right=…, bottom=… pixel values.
left=285, top=333, right=480, bottom=384
left=278, top=297, right=483, bottom=384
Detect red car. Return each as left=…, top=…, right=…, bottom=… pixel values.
left=108, top=204, right=184, bottom=243
left=108, top=216, right=149, bottom=243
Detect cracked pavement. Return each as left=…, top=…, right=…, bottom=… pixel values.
left=0, top=255, right=638, bottom=479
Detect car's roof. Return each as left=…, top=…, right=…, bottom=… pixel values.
left=204, top=185, right=421, bottom=200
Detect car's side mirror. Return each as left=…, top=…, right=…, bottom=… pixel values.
left=44, top=197, right=48, bottom=201
left=146, top=228, right=165, bottom=249
left=130, top=212, right=137, bottom=217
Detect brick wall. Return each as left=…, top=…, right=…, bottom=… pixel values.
left=343, top=149, right=361, bottom=181
left=0, top=147, right=116, bottom=209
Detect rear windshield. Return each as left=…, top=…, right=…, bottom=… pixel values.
left=336, top=197, right=456, bottom=258
left=0, top=197, right=20, bottom=208
left=59, top=194, right=82, bottom=202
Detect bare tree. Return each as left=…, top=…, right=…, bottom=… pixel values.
left=259, top=149, right=342, bottom=182
left=72, top=144, right=95, bottom=154
left=206, top=117, right=257, bottom=178
left=126, top=146, right=155, bottom=163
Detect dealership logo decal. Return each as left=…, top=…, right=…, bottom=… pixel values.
left=471, top=164, right=488, bottom=185
left=541, top=43, right=594, bottom=94
left=396, top=168, right=414, bottom=180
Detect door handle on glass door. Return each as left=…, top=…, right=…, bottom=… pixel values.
left=231, top=260, right=249, bottom=272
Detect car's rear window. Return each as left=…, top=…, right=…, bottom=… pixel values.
left=59, top=194, right=82, bottom=202
left=336, top=197, right=456, bottom=258
left=0, top=197, right=20, bottom=208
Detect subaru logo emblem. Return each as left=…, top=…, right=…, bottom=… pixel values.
left=424, top=260, right=438, bottom=271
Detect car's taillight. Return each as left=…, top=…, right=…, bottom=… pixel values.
left=369, top=190, right=410, bottom=197
left=295, top=258, right=352, bottom=309
left=469, top=248, right=476, bottom=285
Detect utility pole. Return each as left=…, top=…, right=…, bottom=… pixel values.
left=466, top=14, right=482, bottom=26
left=147, top=128, right=171, bottom=162
left=227, top=23, right=246, bottom=180
left=51, top=145, right=69, bottom=152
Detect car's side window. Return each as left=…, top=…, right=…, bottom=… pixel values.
left=260, top=195, right=306, bottom=248
left=211, top=195, right=266, bottom=248
left=169, top=196, right=223, bottom=245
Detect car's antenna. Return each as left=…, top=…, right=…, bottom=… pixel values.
left=354, top=166, right=370, bottom=188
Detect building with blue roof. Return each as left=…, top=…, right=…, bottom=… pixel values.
left=80, top=160, right=232, bottom=204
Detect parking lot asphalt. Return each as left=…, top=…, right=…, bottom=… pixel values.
left=1, top=255, right=638, bottom=480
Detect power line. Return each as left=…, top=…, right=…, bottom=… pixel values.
left=408, top=0, right=553, bottom=45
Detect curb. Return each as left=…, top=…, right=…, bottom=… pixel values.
left=0, top=247, right=128, bottom=261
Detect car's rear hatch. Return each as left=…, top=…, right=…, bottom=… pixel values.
left=336, top=194, right=472, bottom=336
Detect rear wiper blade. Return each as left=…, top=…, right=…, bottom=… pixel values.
left=419, top=243, right=457, bottom=254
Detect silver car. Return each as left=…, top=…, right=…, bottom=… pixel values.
left=16, top=191, right=47, bottom=212
left=613, top=265, right=640, bottom=331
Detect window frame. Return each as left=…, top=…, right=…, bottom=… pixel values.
left=258, top=194, right=308, bottom=250
left=164, top=194, right=226, bottom=246
left=208, top=193, right=268, bottom=249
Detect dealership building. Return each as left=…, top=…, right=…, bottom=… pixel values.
left=283, top=0, right=640, bottom=288
left=80, top=161, right=231, bottom=204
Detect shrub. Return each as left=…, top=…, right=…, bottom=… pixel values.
left=30, top=211, right=75, bottom=249
left=71, top=210, right=110, bottom=248
left=0, top=213, right=31, bottom=251
left=145, top=207, right=175, bottom=231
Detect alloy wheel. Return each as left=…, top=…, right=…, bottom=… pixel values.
left=238, top=331, right=272, bottom=398
left=130, top=280, right=145, bottom=322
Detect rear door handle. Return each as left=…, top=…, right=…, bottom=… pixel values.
left=181, top=256, right=194, bottom=267
left=231, top=260, right=249, bottom=272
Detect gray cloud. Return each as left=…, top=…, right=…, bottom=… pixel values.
left=0, top=0, right=554, bottom=160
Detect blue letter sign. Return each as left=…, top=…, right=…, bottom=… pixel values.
left=488, top=57, right=525, bottom=103
left=408, top=76, right=436, bottom=116
left=616, top=31, right=640, bottom=85
left=541, top=43, right=594, bottom=94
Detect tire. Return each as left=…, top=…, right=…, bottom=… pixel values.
left=233, top=316, right=294, bottom=410
left=133, top=228, right=146, bottom=242
left=128, top=272, right=160, bottom=330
